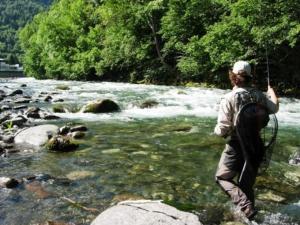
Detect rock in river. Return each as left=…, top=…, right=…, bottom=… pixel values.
left=0, top=177, right=19, bottom=188
left=14, top=124, right=59, bottom=147
left=47, top=135, right=78, bottom=152
left=91, top=200, right=202, bottom=225
left=81, top=99, right=120, bottom=113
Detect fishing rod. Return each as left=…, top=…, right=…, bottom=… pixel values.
left=265, top=46, right=270, bottom=86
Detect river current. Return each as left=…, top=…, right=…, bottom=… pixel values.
left=0, top=78, right=299, bottom=225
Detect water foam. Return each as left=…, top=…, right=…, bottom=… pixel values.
left=4, top=78, right=300, bottom=126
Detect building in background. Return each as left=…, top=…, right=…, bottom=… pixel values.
left=0, top=58, right=24, bottom=77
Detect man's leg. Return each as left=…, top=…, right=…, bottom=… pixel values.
left=215, top=144, right=256, bottom=219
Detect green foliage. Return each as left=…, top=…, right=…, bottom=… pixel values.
left=18, top=0, right=300, bottom=94
left=0, top=0, right=52, bottom=59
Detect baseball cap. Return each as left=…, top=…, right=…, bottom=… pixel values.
left=232, top=61, right=252, bottom=77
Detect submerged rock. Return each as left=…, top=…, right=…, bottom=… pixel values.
left=38, top=221, right=75, bottom=225
left=140, top=100, right=159, bottom=109
left=91, top=200, right=202, bottom=225
left=25, top=181, right=52, bottom=199
left=257, top=191, right=286, bottom=203
left=112, top=194, right=144, bottom=203
left=66, top=170, right=95, bottom=180
left=81, top=99, right=120, bottom=113
left=14, top=124, right=59, bottom=146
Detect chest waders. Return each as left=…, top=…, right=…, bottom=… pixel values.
left=235, top=102, right=278, bottom=184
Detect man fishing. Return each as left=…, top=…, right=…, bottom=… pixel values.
left=214, top=60, right=279, bottom=219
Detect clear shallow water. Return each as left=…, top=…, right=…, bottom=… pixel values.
left=0, top=78, right=300, bottom=225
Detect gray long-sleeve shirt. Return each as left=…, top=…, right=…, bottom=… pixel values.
left=214, top=87, right=279, bottom=137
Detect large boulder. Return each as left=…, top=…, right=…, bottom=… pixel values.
left=81, top=99, right=120, bottom=113
left=90, top=200, right=202, bottom=225
left=14, top=124, right=59, bottom=147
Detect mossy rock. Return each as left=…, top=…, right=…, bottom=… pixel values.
left=81, top=99, right=120, bottom=113
left=47, top=135, right=78, bottom=152
left=53, top=104, right=66, bottom=113
left=55, top=84, right=70, bottom=90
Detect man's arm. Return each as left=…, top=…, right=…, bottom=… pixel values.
left=266, top=85, right=279, bottom=113
left=214, top=98, right=233, bottom=137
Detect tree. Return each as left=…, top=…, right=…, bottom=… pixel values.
left=0, top=0, right=52, bottom=59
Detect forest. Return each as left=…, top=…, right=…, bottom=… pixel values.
left=17, top=0, right=300, bottom=95
left=0, top=0, right=52, bottom=63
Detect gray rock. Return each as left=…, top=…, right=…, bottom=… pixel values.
left=2, top=116, right=27, bottom=127
left=1, top=105, right=11, bottom=111
left=27, top=112, right=41, bottom=119
left=25, top=107, right=41, bottom=119
left=70, top=125, right=88, bottom=132
left=0, top=114, right=10, bottom=123
left=43, top=114, right=60, bottom=120
left=26, top=107, right=40, bottom=114
left=44, top=96, right=52, bottom=102
left=90, top=200, right=202, bottom=225
left=0, top=90, right=6, bottom=96
left=81, top=99, right=120, bottom=113
left=59, top=126, right=71, bottom=135
left=14, top=124, right=59, bottom=146
left=13, top=105, right=28, bottom=110
left=0, top=177, right=19, bottom=188
left=14, top=98, right=31, bottom=104
left=53, top=98, right=64, bottom=102
left=71, top=131, right=85, bottom=139
left=3, top=135, right=14, bottom=144
left=8, top=89, right=23, bottom=96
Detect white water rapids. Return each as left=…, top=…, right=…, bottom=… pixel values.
left=2, top=77, right=300, bottom=127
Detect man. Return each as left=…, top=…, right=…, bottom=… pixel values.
left=214, top=60, right=279, bottom=219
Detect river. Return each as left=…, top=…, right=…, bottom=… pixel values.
left=0, top=78, right=299, bottom=225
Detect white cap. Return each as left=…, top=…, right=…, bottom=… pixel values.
left=232, top=60, right=252, bottom=77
